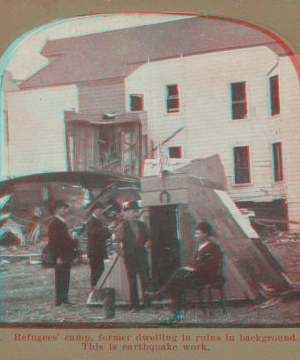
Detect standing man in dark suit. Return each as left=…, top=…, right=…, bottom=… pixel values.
left=122, top=201, right=152, bottom=310
left=87, top=203, right=110, bottom=292
left=48, top=200, right=76, bottom=306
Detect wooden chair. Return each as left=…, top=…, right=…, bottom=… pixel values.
left=183, top=252, right=228, bottom=318
left=197, top=252, right=228, bottom=317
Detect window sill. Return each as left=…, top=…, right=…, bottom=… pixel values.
left=230, top=117, right=250, bottom=122
left=167, top=110, right=180, bottom=114
left=164, top=111, right=181, bottom=117
left=232, top=182, right=252, bottom=187
left=269, top=113, right=281, bottom=120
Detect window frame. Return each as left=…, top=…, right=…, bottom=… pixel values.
left=166, top=84, right=180, bottom=113
left=168, top=146, right=182, bottom=159
left=233, top=145, right=251, bottom=185
left=272, top=142, right=283, bottom=182
left=230, top=81, right=247, bottom=120
left=269, top=75, right=280, bottom=116
left=130, top=94, right=144, bottom=112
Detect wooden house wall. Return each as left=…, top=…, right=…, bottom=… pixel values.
left=279, top=55, right=300, bottom=228
left=126, top=47, right=300, bottom=228
left=6, top=85, right=78, bottom=177
left=77, top=78, right=125, bottom=114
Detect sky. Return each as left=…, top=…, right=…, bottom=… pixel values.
left=6, top=13, right=194, bottom=81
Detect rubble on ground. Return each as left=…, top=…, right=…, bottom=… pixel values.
left=262, top=231, right=300, bottom=245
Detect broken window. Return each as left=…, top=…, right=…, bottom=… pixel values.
left=234, top=146, right=250, bottom=184
left=231, top=81, right=247, bottom=120
left=269, top=75, right=280, bottom=116
left=272, top=142, right=283, bottom=182
left=130, top=94, right=143, bottom=111
left=166, top=84, right=179, bottom=113
left=168, top=146, right=182, bottom=158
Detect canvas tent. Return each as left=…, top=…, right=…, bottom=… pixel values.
left=88, top=155, right=293, bottom=305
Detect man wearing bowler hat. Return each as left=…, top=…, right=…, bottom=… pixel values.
left=87, top=203, right=111, bottom=292
left=122, top=201, right=152, bottom=310
left=48, top=200, right=76, bottom=306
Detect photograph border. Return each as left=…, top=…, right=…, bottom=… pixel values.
left=1, top=1, right=300, bottom=359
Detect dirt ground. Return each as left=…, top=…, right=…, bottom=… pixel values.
left=1, top=239, right=300, bottom=327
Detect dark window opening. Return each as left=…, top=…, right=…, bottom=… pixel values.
left=168, top=146, right=182, bottom=158
left=130, top=94, right=143, bottom=111
left=234, top=146, right=250, bottom=184
left=231, top=81, right=247, bottom=120
left=272, top=142, right=283, bottom=182
left=269, top=75, right=280, bottom=116
left=166, top=84, right=179, bottom=113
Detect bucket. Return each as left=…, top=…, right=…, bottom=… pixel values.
left=102, top=287, right=115, bottom=318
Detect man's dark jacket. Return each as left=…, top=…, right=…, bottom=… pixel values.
left=87, top=216, right=109, bottom=260
left=193, top=238, right=222, bottom=282
left=122, top=220, right=150, bottom=270
left=48, top=217, right=76, bottom=264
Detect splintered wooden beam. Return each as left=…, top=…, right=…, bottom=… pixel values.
left=252, top=218, right=299, bottom=225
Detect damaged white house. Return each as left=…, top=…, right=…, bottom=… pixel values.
left=3, top=16, right=300, bottom=229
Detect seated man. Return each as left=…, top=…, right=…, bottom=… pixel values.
left=145, top=221, right=223, bottom=320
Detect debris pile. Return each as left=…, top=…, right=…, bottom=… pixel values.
left=262, top=231, right=300, bottom=245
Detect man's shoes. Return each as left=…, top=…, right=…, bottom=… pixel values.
left=63, top=301, right=75, bottom=306
left=130, top=308, right=139, bottom=313
left=129, top=304, right=141, bottom=313
left=55, top=301, right=64, bottom=306
left=169, top=310, right=184, bottom=322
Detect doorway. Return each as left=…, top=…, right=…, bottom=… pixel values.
left=150, top=205, right=181, bottom=290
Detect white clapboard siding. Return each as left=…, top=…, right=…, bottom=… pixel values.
left=126, top=46, right=300, bottom=228
left=280, top=56, right=300, bottom=227
left=6, top=85, right=78, bottom=177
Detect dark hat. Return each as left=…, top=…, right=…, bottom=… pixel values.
left=52, top=200, right=69, bottom=211
left=126, top=201, right=139, bottom=211
left=196, top=221, right=212, bottom=235
left=105, top=199, right=121, bottom=214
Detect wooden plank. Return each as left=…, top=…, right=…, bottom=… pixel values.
left=142, top=173, right=188, bottom=192
left=143, top=188, right=189, bottom=207
left=141, top=177, right=164, bottom=192
left=253, top=218, right=299, bottom=225
left=86, top=252, right=119, bottom=304
left=163, top=174, right=189, bottom=190
left=225, top=257, right=257, bottom=300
